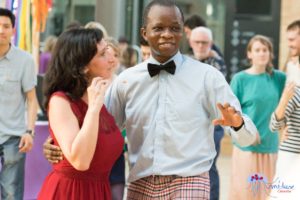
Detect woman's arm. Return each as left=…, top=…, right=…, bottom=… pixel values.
left=274, top=83, right=295, bottom=120
left=270, top=82, right=295, bottom=131
left=49, top=78, right=109, bottom=171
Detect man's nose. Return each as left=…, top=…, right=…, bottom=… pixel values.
left=161, top=28, right=173, bottom=38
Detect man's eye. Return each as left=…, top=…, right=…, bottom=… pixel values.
left=153, top=27, right=163, bottom=31
left=172, top=27, right=181, bottom=32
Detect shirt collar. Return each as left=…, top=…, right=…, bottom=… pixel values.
left=148, top=51, right=184, bottom=69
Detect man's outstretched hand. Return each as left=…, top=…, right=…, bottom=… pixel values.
left=212, top=103, right=243, bottom=129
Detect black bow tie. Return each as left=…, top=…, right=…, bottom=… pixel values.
left=147, top=60, right=176, bottom=77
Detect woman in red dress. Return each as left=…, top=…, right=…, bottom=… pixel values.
left=38, top=28, right=124, bottom=200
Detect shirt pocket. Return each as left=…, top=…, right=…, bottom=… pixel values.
left=166, top=94, right=208, bottom=122
left=4, top=75, right=21, bottom=96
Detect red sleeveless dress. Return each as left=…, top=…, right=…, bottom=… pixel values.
left=38, top=92, right=124, bottom=200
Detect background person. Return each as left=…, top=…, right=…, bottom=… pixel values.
left=189, top=26, right=227, bottom=200
left=105, top=37, right=126, bottom=200
left=140, top=36, right=151, bottom=61
left=184, top=14, right=223, bottom=58
left=229, top=35, right=286, bottom=200
left=39, top=35, right=57, bottom=74
left=268, top=19, right=300, bottom=200
left=0, top=8, right=38, bottom=200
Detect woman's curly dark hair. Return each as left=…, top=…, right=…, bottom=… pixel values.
left=43, top=28, right=103, bottom=108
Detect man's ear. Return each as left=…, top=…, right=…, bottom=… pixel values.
left=140, top=27, right=148, bottom=42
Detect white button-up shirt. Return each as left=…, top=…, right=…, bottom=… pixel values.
left=105, top=51, right=257, bottom=182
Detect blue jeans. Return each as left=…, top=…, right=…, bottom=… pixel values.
left=0, top=136, right=26, bottom=200
left=209, top=125, right=224, bottom=200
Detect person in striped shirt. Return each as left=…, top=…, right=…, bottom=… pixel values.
left=269, top=19, right=300, bottom=200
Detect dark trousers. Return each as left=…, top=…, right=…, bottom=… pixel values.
left=209, top=125, right=224, bottom=200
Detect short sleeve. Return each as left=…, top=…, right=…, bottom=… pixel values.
left=21, top=55, right=37, bottom=92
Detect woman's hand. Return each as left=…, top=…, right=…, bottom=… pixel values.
left=275, top=82, right=296, bottom=120
left=87, top=77, right=110, bottom=112
left=280, top=82, right=296, bottom=105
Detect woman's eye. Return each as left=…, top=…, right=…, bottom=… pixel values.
left=100, top=51, right=106, bottom=56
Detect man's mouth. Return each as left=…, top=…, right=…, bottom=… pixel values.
left=159, top=42, right=174, bottom=48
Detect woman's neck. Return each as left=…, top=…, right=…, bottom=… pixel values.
left=246, top=65, right=266, bottom=74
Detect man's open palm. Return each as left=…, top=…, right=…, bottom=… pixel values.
left=213, top=103, right=243, bottom=128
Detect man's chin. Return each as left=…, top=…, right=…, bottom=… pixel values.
left=196, top=55, right=206, bottom=60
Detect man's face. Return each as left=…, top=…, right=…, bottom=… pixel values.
left=141, top=5, right=183, bottom=63
left=189, top=31, right=212, bottom=60
left=0, top=16, right=14, bottom=46
left=287, top=28, right=300, bottom=57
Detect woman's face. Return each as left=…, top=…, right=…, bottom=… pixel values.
left=106, top=45, right=120, bottom=71
left=86, top=39, right=115, bottom=79
left=247, top=41, right=270, bottom=68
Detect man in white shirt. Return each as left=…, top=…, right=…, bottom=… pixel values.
left=44, top=0, right=257, bottom=199
left=106, top=0, right=257, bottom=199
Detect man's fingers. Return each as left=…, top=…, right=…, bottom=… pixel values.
left=46, top=136, right=53, bottom=143
left=18, top=138, right=25, bottom=148
left=223, top=103, right=230, bottom=109
left=212, top=119, right=224, bottom=126
left=217, top=103, right=232, bottom=114
left=43, top=142, right=61, bottom=151
left=19, top=142, right=32, bottom=153
left=45, top=150, right=63, bottom=161
left=48, top=158, right=60, bottom=164
left=51, top=150, right=62, bottom=157
left=228, top=107, right=236, bottom=115
left=216, top=103, right=224, bottom=112
left=50, top=145, right=61, bottom=151
left=19, top=145, right=26, bottom=152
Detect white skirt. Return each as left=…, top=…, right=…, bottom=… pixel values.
left=269, top=150, right=300, bottom=200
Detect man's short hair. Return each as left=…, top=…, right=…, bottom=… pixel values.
left=0, top=8, right=15, bottom=27
left=190, top=26, right=213, bottom=41
left=184, top=15, right=206, bottom=29
left=142, top=0, right=184, bottom=27
left=287, top=20, right=300, bottom=33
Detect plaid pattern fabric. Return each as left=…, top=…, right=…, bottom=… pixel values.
left=127, top=173, right=210, bottom=200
